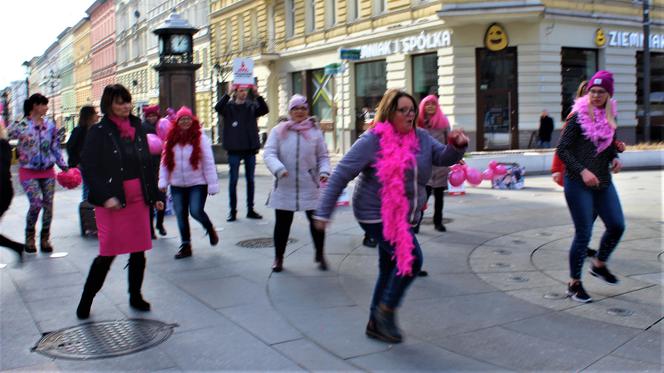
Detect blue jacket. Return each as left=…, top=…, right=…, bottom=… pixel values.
left=315, top=128, right=465, bottom=224
left=7, top=118, right=66, bottom=171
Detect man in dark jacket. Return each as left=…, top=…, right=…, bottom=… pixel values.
left=141, top=105, right=167, bottom=238
left=215, top=85, right=269, bottom=221
left=538, top=110, right=554, bottom=148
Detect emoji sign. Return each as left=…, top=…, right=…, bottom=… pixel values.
left=595, top=28, right=607, bottom=47
left=484, top=23, right=508, bottom=51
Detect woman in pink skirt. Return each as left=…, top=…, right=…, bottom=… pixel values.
left=76, top=85, right=163, bottom=319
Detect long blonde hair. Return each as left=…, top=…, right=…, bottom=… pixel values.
left=587, top=96, right=617, bottom=129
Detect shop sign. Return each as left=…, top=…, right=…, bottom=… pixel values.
left=358, top=30, right=452, bottom=59
left=596, top=28, right=664, bottom=50
left=484, top=23, right=508, bottom=52
left=339, top=49, right=361, bottom=61
left=232, top=58, right=254, bottom=87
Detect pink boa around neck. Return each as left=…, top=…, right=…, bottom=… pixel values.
left=572, top=95, right=617, bottom=154
left=109, top=115, right=135, bottom=140
left=417, top=95, right=449, bottom=129
left=278, top=117, right=316, bottom=140
left=372, top=121, right=420, bottom=276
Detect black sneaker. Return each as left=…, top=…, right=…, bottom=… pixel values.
left=567, top=281, right=592, bottom=303
left=586, top=248, right=597, bottom=258
left=362, top=235, right=377, bottom=248
left=226, top=211, right=237, bottom=222
left=246, top=210, right=263, bottom=219
left=590, top=265, right=619, bottom=285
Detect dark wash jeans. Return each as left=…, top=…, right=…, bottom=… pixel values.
left=228, top=153, right=256, bottom=212
left=171, top=185, right=213, bottom=245
left=564, top=176, right=625, bottom=279
left=360, top=222, right=423, bottom=312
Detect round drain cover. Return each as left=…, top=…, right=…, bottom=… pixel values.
left=538, top=232, right=552, bottom=237
left=32, top=319, right=176, bottom=360
left=490, top=262, right=511, bottom=268
left=511, top=240, right=525, bottom=244
left=509, top=276, right=529, bottom=283
left=607, top=308, right=633, bottom=317
left=236, top=237, right=296, bottom=248
left=492, top=249, right=512, bottom=255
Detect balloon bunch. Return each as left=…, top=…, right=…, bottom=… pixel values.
left=147, top=113, right=175, bottom=155
left=56, top=168, right=83, bottom=189
left=448, top=160, right=508, bottom=187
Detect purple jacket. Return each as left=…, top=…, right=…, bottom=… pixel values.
left=158, top=134, right=219, bottom=194
left=7, top=118, right=66, bottom=171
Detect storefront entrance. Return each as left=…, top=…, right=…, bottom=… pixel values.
left=476, top=47, right=518, bottom=150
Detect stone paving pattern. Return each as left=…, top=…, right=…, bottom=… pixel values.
left=0, top=165, right=662, bottom=372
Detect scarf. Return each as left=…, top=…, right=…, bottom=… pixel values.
left=572, top=95, right=617, bottom=154
left=278, top=117, right=315, bottom=140
left=109, top=115, right=135, bottom=140
left=373, top=121, right=420, bottom=276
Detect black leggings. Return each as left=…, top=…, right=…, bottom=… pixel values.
left=274, top=209, right=324, bottom=259
left=425, top=186, right=445, bottom=225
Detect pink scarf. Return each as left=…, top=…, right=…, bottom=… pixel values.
left=572, top=95, right=616, bottom=154
left=278, top=117, right=315, bottom=140
left=373, top=121, right=420, bottom=276
left=109, top=115, right=135, bottom=140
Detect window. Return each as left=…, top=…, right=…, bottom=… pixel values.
left=412, top=53, right=438, bottom=102
left=374, top=0, right=387, bottom=15
left=305, top=0, right=316, bottom=32
left=238, top=15, right=244, bottom=50
left=285, top=0, right=295, bottom=37
left=225, top=19, right=232, bottom=51
left=561, top=48, right=597, bottom=120
left=292, top=72, right=304, bottom=95
left=325, top=0, right=336, bottom=27
left=348, top=0, right=359, bottom=21
left=355, top=60, right=387, bottom=134
left=637, top=52, right=664, bottom=141
left=310, top=69, right=334, bottom=123
left=251, top=10, right=258, bottom=45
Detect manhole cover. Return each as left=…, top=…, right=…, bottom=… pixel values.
left=32, top=319, right=177, bottom=360
left=607, top=308, right=634, bottom=317
left=543, top=292, right=566, bottom=300
left=420, top=218, right=453, bottom=225
left=493, top=249, right=512, bottom=255
left=236, top=237, right=296, bottom=248
left=537, top=232, right=552, bottom=237
left=490, top=262, right=511, bottom=268
left=509, top=276, right=529, bottom=283
left=511, top=240, right=526, bottom=244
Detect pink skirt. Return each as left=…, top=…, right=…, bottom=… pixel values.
left=95, top=178, right=152, bottom=256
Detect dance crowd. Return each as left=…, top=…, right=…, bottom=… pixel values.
left=0, top=69, right=626, bottom=343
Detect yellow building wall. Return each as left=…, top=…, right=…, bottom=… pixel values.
left=73, top=20, right=92, bottom=111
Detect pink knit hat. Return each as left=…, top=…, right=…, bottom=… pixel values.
left=174, top=106, right=194, bottom=123
left=288, top=94, right=308, bottom=111
left=588, top=70, right=614, bottom=97
left=143, top=104, right=160, bottom=117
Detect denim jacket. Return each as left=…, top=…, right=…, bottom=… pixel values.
left=7, top=118, right=67, bottom=171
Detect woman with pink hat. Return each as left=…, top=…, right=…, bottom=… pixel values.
left=556, top=70, right=625, bottom=303
left=159, top=107, right=219, bottom=259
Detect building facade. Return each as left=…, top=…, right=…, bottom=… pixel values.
left=8, top=80, right=28, bottom=122
left=88, top=0, right=117, bottom=107
left=58, top=28, right=77, bottom=135
left=73, top=17, right=93, bottom=119
left=211, top=0, right=663, bottom=153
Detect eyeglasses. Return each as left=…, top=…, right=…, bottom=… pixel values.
left=396, top=108, right=416, bottom=116
left=589, top=89, right=607, bottom=96
left=291, top=106, right=308, bottom=111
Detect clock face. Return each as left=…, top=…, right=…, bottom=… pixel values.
left=158, top=38, right=164, bottom=54
left=170, top=35, right=190, bottom=54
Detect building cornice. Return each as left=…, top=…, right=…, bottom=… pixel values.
left=210, top=0, right=256, bottom=19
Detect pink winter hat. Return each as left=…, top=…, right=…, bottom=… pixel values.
left=588, top=70, right=614, bottom=96
left=143, top=105, right=160, bottom=117
left=174, top=106, right=194, bottom=123
left=288, top=94, right=308, bottom=111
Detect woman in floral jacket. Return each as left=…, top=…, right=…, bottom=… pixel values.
left=7, top=93, right=67, bottom=253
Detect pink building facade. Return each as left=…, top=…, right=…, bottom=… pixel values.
left=88, top=0, right=116, bottom=107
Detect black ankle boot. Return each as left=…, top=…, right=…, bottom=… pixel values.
left=371, top=304, right=403, bottom=343
left=77, top=256, right=113, bottom=319
left=128, top=253, right=150, bottom=311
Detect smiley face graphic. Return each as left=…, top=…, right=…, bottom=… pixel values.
left=485, top=23, right=508, bottom=51
left=595, top=28, right=607, bottom=47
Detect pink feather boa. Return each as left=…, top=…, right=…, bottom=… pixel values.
left=572, top=95, right=617, bottom=154
left=372, top=121, right=420, bottom=276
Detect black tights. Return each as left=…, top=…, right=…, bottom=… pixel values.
left=274, top=210, right=324, bottom=259
left=425, top=186, right=445, bottom=225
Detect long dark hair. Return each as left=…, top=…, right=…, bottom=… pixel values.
left=78, top=106, right=97, bottom=127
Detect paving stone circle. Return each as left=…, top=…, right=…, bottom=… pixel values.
left=236, top=237, right=297, bottom=248
left=32, top=319, right=177, bottom=360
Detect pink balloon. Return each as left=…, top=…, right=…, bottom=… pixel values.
left=450, top=163, right=463, bottom=172
left=488, top=160, right=498, bottom=170
left=448, top=170, right=466, bottom=187
left=494, top=164, right=508, bottom=175
left=481, top=168, right=494, bottom=180
left=56, top=168, right=82, bottom=189
left=147, top=133, right=163, bottom=155
left=465, top=167, right=482, bottom=185
left=156, top=118, right=172, bottom=140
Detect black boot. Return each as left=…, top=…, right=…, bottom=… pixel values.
left=226, top=210, right=237, bottom=222
left=0, top=234, right=24, bottom=260
left=174, top=243, right=192, bottom=259
left=315, top=248, right=328, bottom=271
left=370, top=304, right=403, bottom=343
left=24, top=229, right=36, bottom=254
left=128, top=253, right=151, bottom=311
left=156, top=210, right=167, bottom=236
left=40, top=230, right=53, bottom=253
left=77, top=256, right=113, bottom=319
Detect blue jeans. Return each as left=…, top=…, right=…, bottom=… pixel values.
left=171, top=185, right=213, bottom=244
left=564, top=176, right=625, bottom=279
left=82, top=182, right=90, bottom=201
left=360, top=222, right=423, bottom=312
left=537, top=140, right=551, bottom=148
left=228, top=153, right=256, bottom=212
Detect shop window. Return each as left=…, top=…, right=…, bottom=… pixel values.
left=412, top=53, right=438, bottom=103
left=561, top=47, right=597, bottom=120
left=355, top=60, right=387, bottom=134
left=309, top=69, right=335, bottom=124
left=637, top=52, right=664, bottom=141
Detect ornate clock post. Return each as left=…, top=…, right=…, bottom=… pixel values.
left=153, top=11, right=201, bottom=114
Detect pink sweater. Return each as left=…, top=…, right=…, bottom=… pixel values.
left=158, top=134, right=219, bottom=194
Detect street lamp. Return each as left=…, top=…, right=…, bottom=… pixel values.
left=22, top=60, right=31, bottom=97
left=45, top=69, right=60, bottom=122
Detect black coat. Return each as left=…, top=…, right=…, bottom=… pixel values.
left=538, top=116, right=554, bottom=142
left=215, top=94, right=269, bottom=153
left=0, top=139, right=13, bottom=217
left=66, top=125, right=88, bottom=168
left=81, top=115, right=158, bottom=207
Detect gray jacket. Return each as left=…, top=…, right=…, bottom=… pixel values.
left=315, top=128, right=464, bottom=224
left=264, top=119, right=331, bottom=211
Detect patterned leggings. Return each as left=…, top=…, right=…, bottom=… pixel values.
left=20, top=178, right=55, bottom=232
